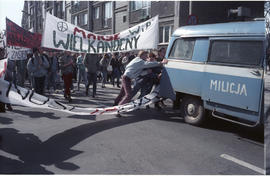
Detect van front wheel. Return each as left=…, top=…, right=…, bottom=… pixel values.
left=181, top=96, right=205, bottom=126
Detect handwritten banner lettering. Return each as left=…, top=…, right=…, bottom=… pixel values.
left=42, top=13, right=159, bottom=53
left=7, top=46, right=31, bottom=60
left=0, top=78, right=160, bottom=115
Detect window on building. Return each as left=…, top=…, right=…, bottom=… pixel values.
left=208, top=40, right=263, bottom=66
left=30, top=20, right=35, bottom=31
left=46, top=2, right=51, bottom=8
left=130, top=1, right=141, bottom=11
left=62, top=2, right=65, bottom=18
left=159, top=25, right=173, bottom=44
left=130, top=1, right=150, bottom=11
left=94, top=7, right=100, bottom=19
left=65, top=1, right=71, bottom=5
left=104, top=2, right=112, bottom=27
left=73, top=0, right=79, bottom=6
left=168, top=38, right=195, bottom=60
left=39, top=17, right=43, bottom=30
left=55, top=3, right=59, bottom=16
left=73, top=15, right=78, bottom=25
left=36, top=17, right=39, bottom=30
left=82, top=13, right=87, bottom=25
left=123, top=16, right=126, bottom=23
left=104, top=2, right=112, bottom=18
left=30, top=7, right=34, bottom=15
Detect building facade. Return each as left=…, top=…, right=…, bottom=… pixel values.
left=21, top=1, right=264, bottom=47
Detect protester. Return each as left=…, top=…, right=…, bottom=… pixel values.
left=157, top=47, right=166, bottom=61
left=154, top=47, right=167, bottom=109
left=3, top=58, right=16, bottom=111
left=40, top=50, right=50, bottom=92
left=114, top=50, right=168, bottom=107
left=96, top=54, right=103, bottom=81
left=107, top=55, right=113, bottom=85
left=76, top=52, right=87, bottom=91
left=121, top=52, right=130, bottom=71
left=16, top=58, right=27, bottom=87
left=72, top=53, right=78, bottom=83
left=47, top=51, right=59, bottom=92
left=111, top=52, right=122, bottom=88
left=84, top=53, right=100, bottom=98
left=26, top=53, right=34, bottom=89
left=99, top=53, right=111, bottom=88
left=59, top=51, right=74, bottom=102
left=27, top=48, right=49, bottom=95
left=131, top=52, right=161, bottom=100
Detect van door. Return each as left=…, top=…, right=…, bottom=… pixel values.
left=201, top=38, right=264, bottom=114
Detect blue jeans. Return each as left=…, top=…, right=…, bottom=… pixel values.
left=112, top=68, right=121, bottom=86
left=77, top=69, right=88, bottom=90
left=101, top=70, right=108, bottom=86
left=131, top=74, right=155, bottom=99
left=47, top=71, right=57, bottom=90
left=86, top=72, right=97, bottom=96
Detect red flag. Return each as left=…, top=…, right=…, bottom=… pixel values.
left=6, top=18, right=42, bottom=48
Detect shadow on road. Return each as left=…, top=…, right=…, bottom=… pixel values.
left=0, top=116, right=13, bottom=125
left=152, top=107, right=264, bottom=144
left=12, top=109, right=60, bottom=120
left=0, top=113, right=153, bottom=174
left=202, top=117, right=264, bottom=144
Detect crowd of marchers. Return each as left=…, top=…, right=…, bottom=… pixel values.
left=0, top=47, right=168, bottom=113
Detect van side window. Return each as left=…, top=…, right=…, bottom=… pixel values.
left=168, top=38, right=195, bottom=60
left=208, top=40, right=263, bottom=66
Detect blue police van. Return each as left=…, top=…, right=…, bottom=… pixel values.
left=165, top=20, right=266, bottom=127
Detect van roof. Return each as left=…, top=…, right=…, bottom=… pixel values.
left=173, top=21, right=265, bottom=38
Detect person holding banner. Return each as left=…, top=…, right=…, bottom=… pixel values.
left=4, top=59, right=17, bottom=111
left=111, top=52, right=122, bottom=88
left=84, top=53, right=100, bottom=98
left=59, top=51, right=74, bottom=102
left=114, top=50, right=168, bottom=107
left=76, top=53, right=87, bottom=91
left=27, top=48, right=49, bottom=95
left=47, top=52, right=59, bottom=92
left=99, top=53, right=111, bottom=88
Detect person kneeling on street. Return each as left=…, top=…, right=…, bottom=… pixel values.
left=114, top=50, right=168, bottom=111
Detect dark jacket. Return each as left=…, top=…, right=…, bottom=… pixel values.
left=84, top=54, right=100, bottom=73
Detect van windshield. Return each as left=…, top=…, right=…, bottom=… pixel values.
left=208, top=40, right=263, bottom=66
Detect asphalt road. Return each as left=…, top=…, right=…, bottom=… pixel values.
left=0, top=83, right=265, bottom=174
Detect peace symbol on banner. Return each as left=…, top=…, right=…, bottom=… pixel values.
left=57, top=21, right=68, bottom=32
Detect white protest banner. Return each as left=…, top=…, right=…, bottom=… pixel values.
left=0, top=78, right=160, bottom=116
left=7, top=46, right=31, bottom=60
left=1, top=34, right=30, bottom=61
left=42, top=12, right=159, bottom=53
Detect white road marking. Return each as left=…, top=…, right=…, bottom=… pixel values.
left=220, top=154, right=265, bottom=175
left=0, top=149, right=23, bottom=163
